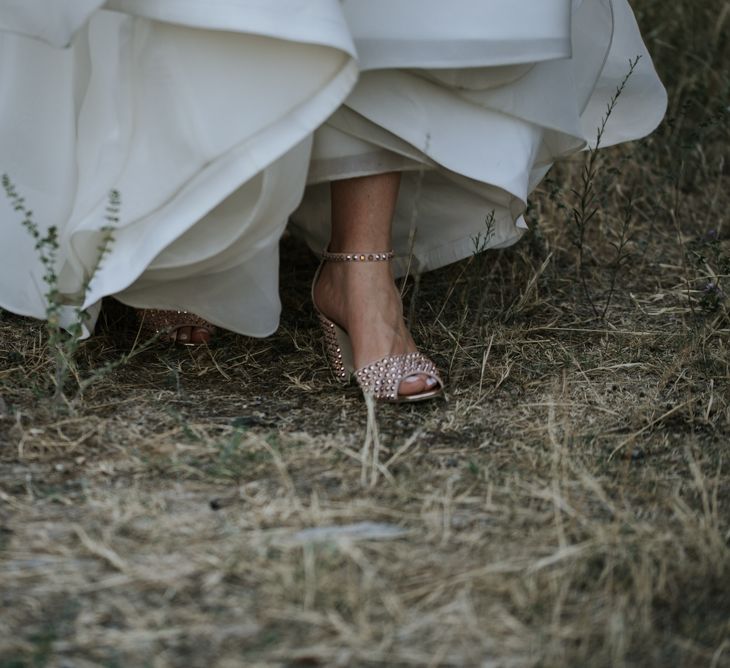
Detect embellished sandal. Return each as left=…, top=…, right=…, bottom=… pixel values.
left=311, top=249, right=444, bottom=403
left=135, top=308, right=217, bottom=345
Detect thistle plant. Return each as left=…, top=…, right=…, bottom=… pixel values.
left=469, top=209, right=497, bottom=329
left=2, top=174, right=64, bottom=342
left=569, top=55, right=641, bottom=318
left=443, top=211, right=498, bottom=379
left=600, top=190, right=636, bottom=319
left=2, top=175, right=122, bottom=408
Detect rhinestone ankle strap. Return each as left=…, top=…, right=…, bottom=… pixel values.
left=320, top=249, right=394, bottom=262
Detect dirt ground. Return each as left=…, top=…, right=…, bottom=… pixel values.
left=1, top=2, right=729, bottom=667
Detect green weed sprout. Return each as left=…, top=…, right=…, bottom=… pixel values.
left=2, top=175, right=119, bottom=408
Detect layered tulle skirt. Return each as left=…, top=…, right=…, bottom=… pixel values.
left=0, top=0, right=667, bottom=335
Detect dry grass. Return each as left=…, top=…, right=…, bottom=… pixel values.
left=1, top=1, right=729, bottom=666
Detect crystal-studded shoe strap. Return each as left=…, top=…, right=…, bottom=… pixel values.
left=320, top=249, right=394, bottom=263
left=317, top=313, right=349, bottom=383
left=353, top=352, right=442, bottom=401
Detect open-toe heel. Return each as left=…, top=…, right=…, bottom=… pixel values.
left=311, top=249, right=444, bottom=403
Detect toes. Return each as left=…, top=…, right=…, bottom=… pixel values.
left=167, top=326, right=215, bottom=344
left=398, top=373, right=428, bottom=396
left=176, top=326, right=192, bottom=343
left=189, top=327, right=212, bottom=344
left=190, top=327, right=211, bottom=343
left=398, top=373, right=441, bottom=397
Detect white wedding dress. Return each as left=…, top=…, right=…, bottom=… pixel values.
left=0, top=0, right=666, bottom=336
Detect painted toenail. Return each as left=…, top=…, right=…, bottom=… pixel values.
left=426, top=377, right=438, bottom=387
left=403, top=374, right=421, bottom=384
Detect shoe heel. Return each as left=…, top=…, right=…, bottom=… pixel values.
left=317, top=312, right=354, bottom=384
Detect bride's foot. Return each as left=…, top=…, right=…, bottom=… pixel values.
left=136, top=309, right=217, bottom=345
left=169, top=326, right=214, bottom=345
left=312, top=253, right=439, bottom=398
